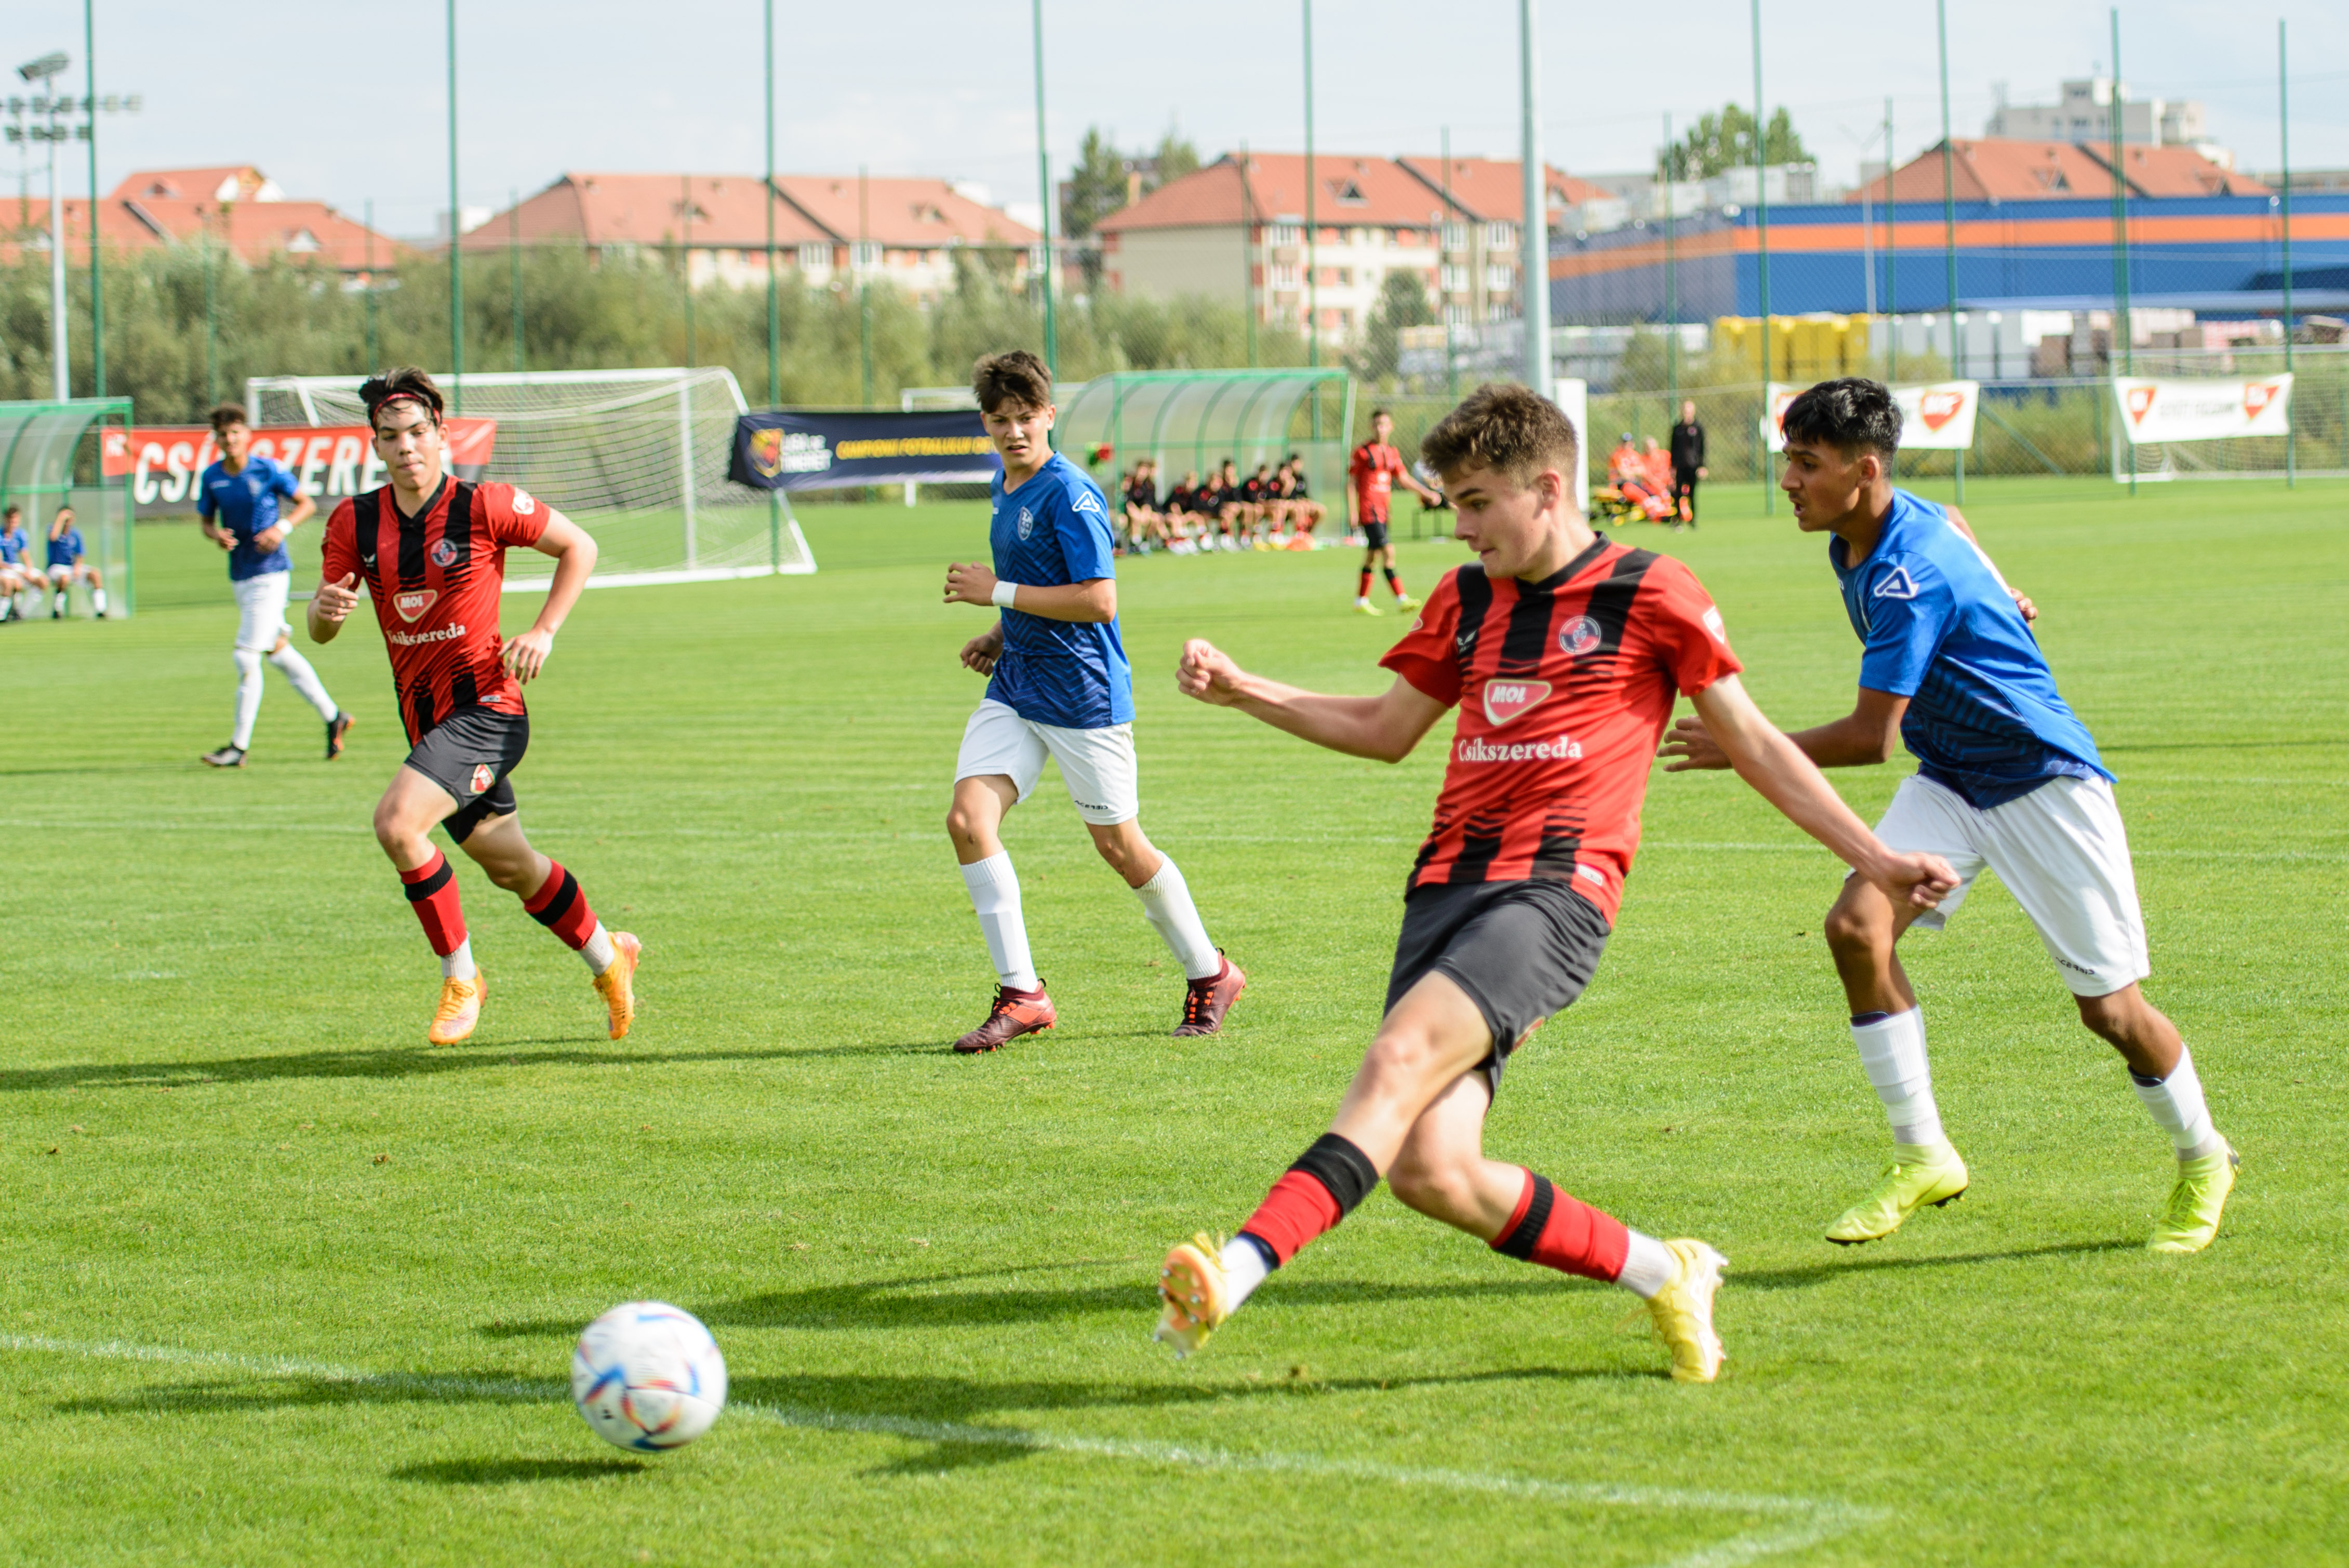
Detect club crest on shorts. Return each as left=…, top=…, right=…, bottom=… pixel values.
left=430, top=538, right=458, bottom=568
left=392, top=588, right=439, bottom=623
left=469, top=763, right=494, bottom=795
left=1558, top=614, right=1602, bottom=657
left=1482, top=678, right=1552, bottom=727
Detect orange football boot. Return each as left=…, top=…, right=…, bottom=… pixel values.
left=593, top=932, right=642, bottom=1040
left=955, top=983, right=1056, bottom=1053
left=428, top=971, right=484, bottom=1045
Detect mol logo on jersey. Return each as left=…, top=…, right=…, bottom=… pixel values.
left=392, top=588, right=439, bottom=623
left=1482, top=679, right=1552, bottom=727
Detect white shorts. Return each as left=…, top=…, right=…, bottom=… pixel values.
left=232, top=571, right=293, bottom=652
left=954, top=698, right=1139, bottom=826
left=1877, top=772, right=2150, bottom=998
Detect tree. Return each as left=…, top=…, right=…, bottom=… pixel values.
left=1062, top=127, right=1132, bottom=242
left=1355, top=267, right=1436, bottom=384
left=1150, top=129, right=1200, bottom=190
left=1660, top=104, right=1811, bottom=181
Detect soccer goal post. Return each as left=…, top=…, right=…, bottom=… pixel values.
left=247, top=367, right=815, bottom=589
left=2107, top=371, right=2328, bottom=483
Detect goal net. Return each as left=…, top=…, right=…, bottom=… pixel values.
left=247, top=367, right=815, bottom=588
left=2107, top=370, right=2334, bottom=483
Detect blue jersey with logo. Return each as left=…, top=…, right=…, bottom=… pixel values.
left=46, top=527, right=84, bottom=569
left=0, top=525, right=27, bottom=565
left=1831, top=488, right=2108, bottom=809
left=984, top=451, right=1133, bottom=729
left=198, top=453, right=302, bottom=580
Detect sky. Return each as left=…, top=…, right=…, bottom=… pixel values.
left=7, top=0, right=2347, bottom=238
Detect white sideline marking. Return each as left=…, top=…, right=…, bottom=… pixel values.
left=2, top=1332, right=1882, bottom=1566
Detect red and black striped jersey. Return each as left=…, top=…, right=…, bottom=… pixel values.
left=1378, top=538, right=1742, bottom=921
left=321, top=477, right=548, bottom=745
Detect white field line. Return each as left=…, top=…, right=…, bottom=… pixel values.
left=4, top=1332, right=1884, bottom=1566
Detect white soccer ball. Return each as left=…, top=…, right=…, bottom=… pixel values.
left=570, top=1301, right=728, bottom=1452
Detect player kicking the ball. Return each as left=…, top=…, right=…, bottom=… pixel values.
left=1156, top=384, right=1955, bottom=1378
left=309, top=367, right=639, bottom=1046
left=1665, top=378, right=2235, bottom=1254
left=942, top=349, right=1243, bottom=1054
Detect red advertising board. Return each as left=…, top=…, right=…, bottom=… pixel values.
left=103, top=420, right=498, bottom=514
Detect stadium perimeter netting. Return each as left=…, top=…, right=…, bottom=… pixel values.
left=247, top=368, right=815, bottom=589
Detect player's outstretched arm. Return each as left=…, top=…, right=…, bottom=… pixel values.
left=943, top=561, right=1115, bottom=624
left=309, top=572, right=361, bottom=644
left=1178, top=637, right=1446, bottom=762
left=503, top=511, right=597, bottom=684
left=1663, top=686, right=1906, bottom=772
left=1689, top=674, right=1957, bottom=909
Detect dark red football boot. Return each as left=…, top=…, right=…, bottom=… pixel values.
left=1173, top=954, right=1246, bottom=1038
left=955, top=982, right=1056, bottom=1054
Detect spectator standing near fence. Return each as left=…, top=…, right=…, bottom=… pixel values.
left=1670, top=401, right=1707, bottom=528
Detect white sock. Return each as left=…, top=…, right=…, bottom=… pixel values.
left=2131, top=1045, right=2222, bottom=1160
left=231, top=647, right=265, bottom=749
left=1615, top=1229, right=1676, bottom=1299
left=1134, top=856, right=1220, bottom=981
left=580, top=921, right=616, bottom=977
left=960, top=852, right=1038, bottom=991
left=268, top=642, right=339, bottom=720
left=1852, top=1009, right=1944, bottom=1147
left=1218, top=1235, right=1273, bottom=1313
left=441, top=938, right=476, bottom=982
left=92, top=588, right=107, bottom=615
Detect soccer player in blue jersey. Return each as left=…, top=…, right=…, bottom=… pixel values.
left=940, top=349, right=1244, bottom=1053
left=196, top=406, right=351, bottom=768
left=1663, top=378, right=2234, bottom=1255
left=0, top=503, right=37, bottom=621
left=43, top=505, right=108, bottom=620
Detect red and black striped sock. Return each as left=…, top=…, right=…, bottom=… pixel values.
left=399, top=849, right=468, bottom=957
left=1355, top=568, right=1373, bottom=599
left=1490, top=1169, right=1629, bottom=1283
left=1236, top=1133, right=1380, bottom=1267
left=523, top=861, right=599, bottom=951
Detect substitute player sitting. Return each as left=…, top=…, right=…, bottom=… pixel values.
left=0, top=504, right=36, bottom=621
left=197, top=404, right=353, bottom=768
left=44, top=506, right=109, bottom=619
left=308, top=367, right=640, bottom=1047
left=1348, top=408, right=1440, bottom=614
left=941, top=349, right=1244, bottom=1053
left=1607, top=434, right=1672, bottom=525
left=1154, top=383, right=1956, bottom=1378
left=1662, top=377, right=2235, bottom=1254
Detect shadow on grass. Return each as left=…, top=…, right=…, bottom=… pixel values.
left=1734, top=1238, right=2137, bottom=1290
left=0, top=1037, right=990, bottom=1091
left=474, top=1258, right=1569, bottom=1339
left=394, top=1456, right=649, bottom=1484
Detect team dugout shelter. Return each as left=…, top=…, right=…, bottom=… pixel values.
left=1053, top=369, right=1356, bottom=518
left=0, top=398, right=136, bottom=616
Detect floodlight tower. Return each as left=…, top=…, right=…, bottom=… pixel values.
left=17, top=51, right=71, bottom=400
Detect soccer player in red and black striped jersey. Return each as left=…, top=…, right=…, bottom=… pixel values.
left=1154, top=383, right=1957, bottom=1380
left=308, top=368, right=640, bottom=1047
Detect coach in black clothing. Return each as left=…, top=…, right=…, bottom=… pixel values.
left=1669, top=400, right=1706, bottom=528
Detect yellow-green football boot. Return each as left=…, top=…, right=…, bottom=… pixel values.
left=1826, top=1140, right=1969, bottom=1245
left=2149, top=1142, right=2238, bottom=1255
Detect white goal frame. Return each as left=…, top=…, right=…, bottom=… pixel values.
left=248, top=367, right=816, bottom=589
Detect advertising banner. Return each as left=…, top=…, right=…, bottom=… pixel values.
left=2112, top=375, right=2292, bottom=445
left=730, top=409, right=999, bottom=491
left=1763, top=381, right=1980, bottom=452
left=104, top=420, right=499, bottom=516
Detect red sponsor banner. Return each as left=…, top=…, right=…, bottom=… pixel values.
left=102, top=420, right=498, bottom=511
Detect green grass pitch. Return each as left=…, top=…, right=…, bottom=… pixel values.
left=4, top=478, right=2343, bottom=1565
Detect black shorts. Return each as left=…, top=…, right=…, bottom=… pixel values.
left=1385, top=879, right=1612, bottom=1093
left=404, top=706, right=530, bottom=842
left=1360, top=520, right=1391, bottom=551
